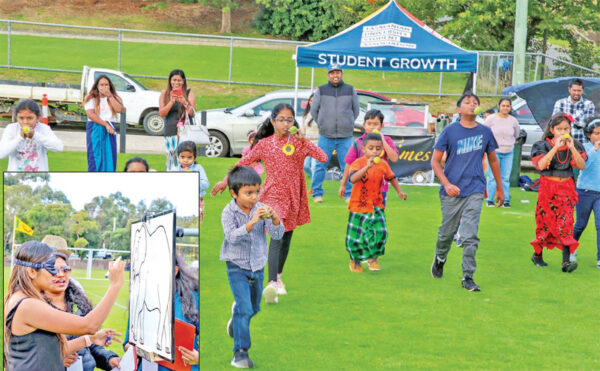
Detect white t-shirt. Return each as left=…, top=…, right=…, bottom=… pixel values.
left=84, top=97, right=116, bottom=122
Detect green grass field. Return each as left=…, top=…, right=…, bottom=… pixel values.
left=0, top=33, right=469, bottom=94
left=199, top=158, right=600, bottom=370
left=2, top=268, right=130, bottom=357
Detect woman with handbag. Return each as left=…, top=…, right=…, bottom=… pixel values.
left=159, top=69, right=196, bottom=171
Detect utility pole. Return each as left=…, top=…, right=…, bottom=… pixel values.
left=512, top=0, right=528, bottom=86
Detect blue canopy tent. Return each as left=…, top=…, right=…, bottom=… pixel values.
left=293, top=0, right=479, bottom=108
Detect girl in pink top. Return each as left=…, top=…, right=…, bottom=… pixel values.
left=212, top=103, right=327, bottom=302
left=241, top=130, right=264, bottom=176
left=338, top=109, right=399, bottom=203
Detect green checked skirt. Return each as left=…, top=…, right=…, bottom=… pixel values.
left=345, top=207, right=387, bottom=262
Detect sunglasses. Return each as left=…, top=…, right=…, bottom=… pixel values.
left=46, top=266, right=72, bottom=275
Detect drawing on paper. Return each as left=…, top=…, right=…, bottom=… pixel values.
left=129, top=210, right=175, bottom=362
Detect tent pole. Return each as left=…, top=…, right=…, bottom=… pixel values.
left=310, top=68, right=315, bottom=90
left=294, top=66, right=299, bottom=114
left=473, top=73, right=477, bottom=94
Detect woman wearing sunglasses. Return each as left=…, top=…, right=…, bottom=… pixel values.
left=3, top=241, right=125, bottom=371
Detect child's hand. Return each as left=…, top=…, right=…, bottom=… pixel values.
left=337, top=184, right=345, bottom=198
left=250, top=207, right=268, bottom=225
left=292, top=130, right=306, bottom=142
left=366, top=157, right=374, bottom=168
left=565, top=136, right=575, bottom=150
left=444, top=183, right=460, bottom=197
left=211, top=181, right=227, bottom=196
left=553, top=136, right=565, bottom=149
left=264, top=205, right=280, bottom=224
left=398, top=191, right=407, bottom=200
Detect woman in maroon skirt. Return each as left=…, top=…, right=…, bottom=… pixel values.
left=530, top=113, right=586, bottom=272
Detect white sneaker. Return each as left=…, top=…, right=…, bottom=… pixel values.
left=276, top=279, right=287, bottom=295
left=263, top=282, right=278, bottom=304
left=570, top=252, right=577, bottom=262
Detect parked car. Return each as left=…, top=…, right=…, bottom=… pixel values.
left=0, top=66, right=163, bottom=135
left=200, top=89, right=390, bottom=157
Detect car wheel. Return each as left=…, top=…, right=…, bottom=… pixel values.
left=142, top=110, right=164, bottom=136
left=406, top=122, right=424, bottom=128
left=204, top=130, right=229, bottom=157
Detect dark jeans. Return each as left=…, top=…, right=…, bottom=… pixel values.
left=573, top=188, right=600, bottom=260
left=268, top=230, right=294, bottom=282
left=226, top=262, right=264, bottom=352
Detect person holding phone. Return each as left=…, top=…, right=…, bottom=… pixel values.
left=159, top=69, right=196, bottom=171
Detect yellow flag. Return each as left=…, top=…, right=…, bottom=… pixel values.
left=15, top=217, right=34, bottom=236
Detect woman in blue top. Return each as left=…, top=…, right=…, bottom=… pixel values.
left=574, top=117, right=600, bottom=268
left=124, top=253, right=199, bottom=370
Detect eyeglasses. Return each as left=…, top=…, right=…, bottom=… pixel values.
left=274, top=118, right=294, bottom=123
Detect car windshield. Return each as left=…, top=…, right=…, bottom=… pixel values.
left=123, top=73, right=147, bottom=91
left=226, top=95, right=267, bottom=113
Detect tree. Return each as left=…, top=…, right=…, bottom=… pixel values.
left=148, top=198, right=175, bottom=214
left=74, top=237, right=89, bottom=249
left=199, top=0, right=241, bottom=33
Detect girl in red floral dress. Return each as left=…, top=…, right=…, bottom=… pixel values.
left=212, top=103, right=327, bottom=302
left=530, top=113, right=586, bottom=272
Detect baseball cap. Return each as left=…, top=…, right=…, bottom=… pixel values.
left=328, top=64, right=342, bottom=73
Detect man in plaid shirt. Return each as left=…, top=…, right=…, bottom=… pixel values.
left=552, top=78, right=595, bottom=144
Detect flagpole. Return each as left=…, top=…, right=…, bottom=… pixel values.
left=11, top=216, right=16, bottom=270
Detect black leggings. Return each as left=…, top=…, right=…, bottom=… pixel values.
left=268, top=230, right=294, bottom=282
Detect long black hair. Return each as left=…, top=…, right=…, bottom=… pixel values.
left=13, top=99, right=41, bottom=121
left=174, top=254, right=198, bottom=324
left=303, top=93, right=315, bottom=126
left=251, top=103, right=298, bottom=149
left=163, top=69, right=189, bottom=115
left=64, top=279, right=93, bottom=315
left=543, top=112, right=572, bottom=140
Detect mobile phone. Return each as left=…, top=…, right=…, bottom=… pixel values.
left=172, top=87, right=183, bottom=97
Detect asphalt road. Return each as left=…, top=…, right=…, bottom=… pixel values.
left=0, top=125, right=165, bottom=154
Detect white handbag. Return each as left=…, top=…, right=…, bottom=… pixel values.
left=179, top=110, right=209, bottom=146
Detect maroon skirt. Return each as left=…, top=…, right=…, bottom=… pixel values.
left=530, top=176, right=578, bottom=254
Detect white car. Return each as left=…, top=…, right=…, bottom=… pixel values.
left=200, top=89, right=390, bottom=157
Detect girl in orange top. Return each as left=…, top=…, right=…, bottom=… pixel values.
left=346, top=133, right=407, bottom=272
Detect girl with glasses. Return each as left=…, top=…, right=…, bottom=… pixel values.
left=4, top=241, right=125, bottom=370
left=211, top=103, right=327, bottom=304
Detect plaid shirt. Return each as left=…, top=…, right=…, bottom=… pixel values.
left=553, top=96, right=595, bottom=143
left=219, top=200, right=284, bottom=272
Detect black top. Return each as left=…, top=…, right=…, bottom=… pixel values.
left=531, top=138, right=586, bottom=178
left=163, top=89, right=191, bottom=137
left=5, top=297, right=65, bottom=371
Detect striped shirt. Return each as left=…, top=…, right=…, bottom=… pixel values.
left=552, top=96, right=595, bottom=143
left=219, top=200, right=284, bottom=272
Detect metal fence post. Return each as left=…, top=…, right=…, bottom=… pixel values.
left=310, top=68, right=314, bottom=90
left=228, top=37, right=233, bottom=87
left=119, top=108, right=126, bottom=153
left=7, top=20, right=11, bottom=68
left=118, top=30, right=122, bottom=71
left=533, top=54, right=539, bottom=81
left=438, top=72, right=443, bottom=98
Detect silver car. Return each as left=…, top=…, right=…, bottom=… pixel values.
left=201, top=89, right=390, bottom=157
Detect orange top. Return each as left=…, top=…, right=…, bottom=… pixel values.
left=348, top=156, right=396, bottom=213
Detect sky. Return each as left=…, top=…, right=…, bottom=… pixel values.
left=33, top=172, right=199, bottom=217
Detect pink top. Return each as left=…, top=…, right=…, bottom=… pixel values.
left=237, top=135, right=327, bottom=231
left=241, top=145, right=264, bottom=175
left=483, top=113, right=520, bottom=153
left=344, top=133, right=399, bottom=193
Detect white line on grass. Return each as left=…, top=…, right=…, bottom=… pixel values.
left=85, top=291, right=128, bottom=310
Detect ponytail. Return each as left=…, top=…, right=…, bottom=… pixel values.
left=251, top=103, right=297, bottom=149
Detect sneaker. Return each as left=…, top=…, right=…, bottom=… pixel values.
left=349, top=261, right=363, bottom=273
left=431, top=256, right=445, bottom=278
left=461, top=276, right=481, bottom=291
left=367, top=258, right=380, bottom=271
left=344, top=197, right=350, bottom=204
left=313, top=196, right=323, bottom=203
left=276, top=279, right=287, bottom=295
left=561, top=261, right=578, bottom=273
left=502, top=201, right=511, bottom=208
left=231, top=349, right=254, bottom=368
left=597, top=260, right=600, bottom=269
left=531, top=253, right=548, bottom=267
left=262, top=282, right=278, bottom=304
left=227, top=318, right=233, bottom=338
left=486, top=200, right=494, bottom=207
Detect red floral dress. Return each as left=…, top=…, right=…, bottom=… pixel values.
left=237, top=134, right=327, bottom=231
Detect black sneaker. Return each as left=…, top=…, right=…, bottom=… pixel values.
left=431, top=256, right=445, bottom=278
left=503, top=201, right=511, bottom=208
left=561, top=261, right=578, bottom=273
left=227, top=318, right=233, bottom=338
left=461, top=276, right=481, bottom=291
left=486, top=200, right=495, bottom=207
left=531, top=253, right=548, bottom=267
left=231, top=349, right=254, bottom=368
